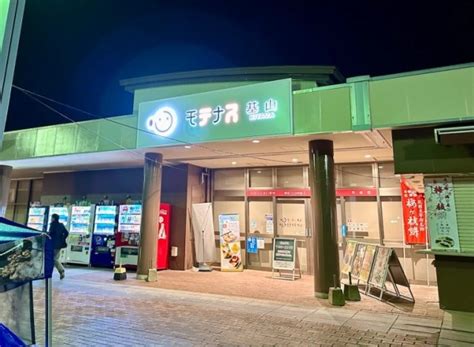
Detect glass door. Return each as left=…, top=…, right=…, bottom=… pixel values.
left=276, top=198, right=311, bottom=273
left=246, top=197, right=274, bottom=270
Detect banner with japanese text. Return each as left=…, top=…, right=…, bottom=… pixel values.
left=424, top=177, right=460, bottom=251
left=137, top=79, right=292, bottom=148
left=401, top=179, right=427, bottom=244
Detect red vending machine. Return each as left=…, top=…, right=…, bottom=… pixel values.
left=157, top=203, right=171, bottom=270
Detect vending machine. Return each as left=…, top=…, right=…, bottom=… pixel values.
left=48, top=205, right=71, bottom=263
left=65, top=205, right=95, bottom=265
left=91, top=205, right=117, bottom=267
left=157, top=203, right=172, bottom=270
left=115, top=204, right=142, bottom=267
left=27, top=206, right=49, bottom=231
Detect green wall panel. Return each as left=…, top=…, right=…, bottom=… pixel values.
left=54, top=125, right=77, bottom=155
left=34, top=127, right=57, bottom=156
left=371, top=67, right=474, bottom=128
left=16, top=130, right=36, bottom=158
left=393, top=127, right=474, bottom=174
left=293, top=86, right=352, bottom=134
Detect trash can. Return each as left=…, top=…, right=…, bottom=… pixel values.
left=433, top=254, right=474, bottom=312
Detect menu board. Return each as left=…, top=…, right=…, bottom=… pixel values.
left=351, top=243, right=367, bottom=278
left=218, top=214, right=243, bottom=272
left=341, top=240, right=357, bottom=275
left=424, top=177, right=460, bottom=251
left=273, top=238, right=296, bottom=270
left=118, top=204, right=142, bottom=233
left=369, top=246, right=392, bottom=288
left=70, top=206, right=93, bottom=233
left=27, top=207, right=47, bottom=231
left=358, top=244, right=376, bottom=283
left=94, top=205, right=117, bottom=235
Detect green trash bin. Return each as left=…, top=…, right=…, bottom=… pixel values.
left=433, top=254, right=474, bottom=312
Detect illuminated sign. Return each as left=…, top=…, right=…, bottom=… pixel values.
left=137, top=79, right=292, bottom=148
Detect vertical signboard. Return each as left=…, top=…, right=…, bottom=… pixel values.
left=272, top=238, right=296, bottom=270
left=424, top=177, right=460, bottom=251
left=218, top=214, right=243, bottom=272
left=0, top=0, right=25, bottom=145
left=401, top=179, right=427, bottom=244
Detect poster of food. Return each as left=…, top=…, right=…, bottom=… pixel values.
left=424, top=177, right=460, bottom=251
left=218, top=214, right=243, bottom=272
left=369, top=246, right=392, bottom=288
left=351, top=243, right=367, bottom=278
left=341, top=240, right=357, bottom=275
left=401, top=179, right=427, bottom=244
left=358, top=244, right=376, bottom=283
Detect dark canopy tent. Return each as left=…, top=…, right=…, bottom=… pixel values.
left=0, top=217, right=53, bottom=346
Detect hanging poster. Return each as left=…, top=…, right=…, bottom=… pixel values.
left=424, top=177, right=460, bottom=251
left=369, top=246, right=392, bottom=288
left=265, top=214, right=274, bottom=233
left=358, top=244, right=377, bottom=283
left=218, top=214, right=243, bottom=272
left=401, top=179, right=427, bottom=244
left=272, top=238, right=296, bottom=270
left=351, top=243, right=367, bottom=278
left=192, top=203, right=217, bottom=263
left=247, top=237, right=258, bottom=254
left=341, top=240, right=357, bottom=275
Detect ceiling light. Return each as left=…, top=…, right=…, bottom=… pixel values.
left=364, top=154, right=372, bottom=158
left=252, top=140, right=260, bottom=144
left=231, top=161, right=237, bottom=165
left=379, top=165, right=384, bottom=169
left=257, top=170, right=262, bottom=174
left=184, top=145, right=191, bottom=149
left=292, top=158, right=299, bottom=163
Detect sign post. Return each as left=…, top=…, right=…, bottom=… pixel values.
left=272, top=237, right=300, bottom=280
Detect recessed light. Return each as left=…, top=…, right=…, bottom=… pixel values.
left=364, top=154, right=372, bottom=158
left=252, top=140, right=260, bottom=144
left=231, top=161, right=237, bottom=165
left=292, top=158, right=298, bottom=163
left=184, top=145, right=191, bottom=149
left=257, top=170, right=262, bottom=174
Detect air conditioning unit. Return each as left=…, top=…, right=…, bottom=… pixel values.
left=434, top=126, right=474, bottom=145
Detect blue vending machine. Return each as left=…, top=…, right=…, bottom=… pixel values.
left=91, top=205, right=117, bottom=267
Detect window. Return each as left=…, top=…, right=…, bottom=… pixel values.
left=341, top=165, right=374, bottom=188
left=379, top=163, right=401, bottom=188
left=277, top=167, right=304, bottom=188
left=249, top=169, right=272, bottom=188
left=214, top=169, right=245, bottom=190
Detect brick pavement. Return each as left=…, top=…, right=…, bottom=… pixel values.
left=27, top=268, right=474, bottom=346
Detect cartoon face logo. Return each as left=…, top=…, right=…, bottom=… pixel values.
left=146, top=107, right=177, bottom=137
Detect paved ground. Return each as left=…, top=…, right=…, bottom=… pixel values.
left=29, top=268, right=474, bottom=346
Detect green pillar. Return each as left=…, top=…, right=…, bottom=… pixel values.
left=137, top=153, right=162, bottom=279
left=308, top=140, right=340, bottom=298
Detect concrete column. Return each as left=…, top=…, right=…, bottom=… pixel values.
left=308, top=140, right=340, bottom=298
left=0, top=165, right=12, bottom=217
left=137, top=153, right=162, bottom=279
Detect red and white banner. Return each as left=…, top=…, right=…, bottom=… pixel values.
left=401, top=179, right=427, bottom=245
left=245, top=188, right=377, bottom=198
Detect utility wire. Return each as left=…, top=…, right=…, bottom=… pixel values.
left=12, top=85, right=402, bottom=182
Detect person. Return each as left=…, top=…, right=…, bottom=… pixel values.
left=48, top=213, right=69, bottom=279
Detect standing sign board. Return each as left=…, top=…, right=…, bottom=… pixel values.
left=0, top=0, right=25, bottom=146
left=218, top=214, right=243, bottom=272
left=424, top=177, right=460, bottom=251
left=341, top=240, right=357, bottom=275
left=358, top=244, right=376, bottom=283
left=272, top=238, right=301, bottom=280
left=138, top=79, right=293, bottom=148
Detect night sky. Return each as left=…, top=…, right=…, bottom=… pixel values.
left=6, top=0, right=474, bottom=131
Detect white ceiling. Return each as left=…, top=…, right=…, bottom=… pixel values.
left=2, top=130, right=394, bottom=178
